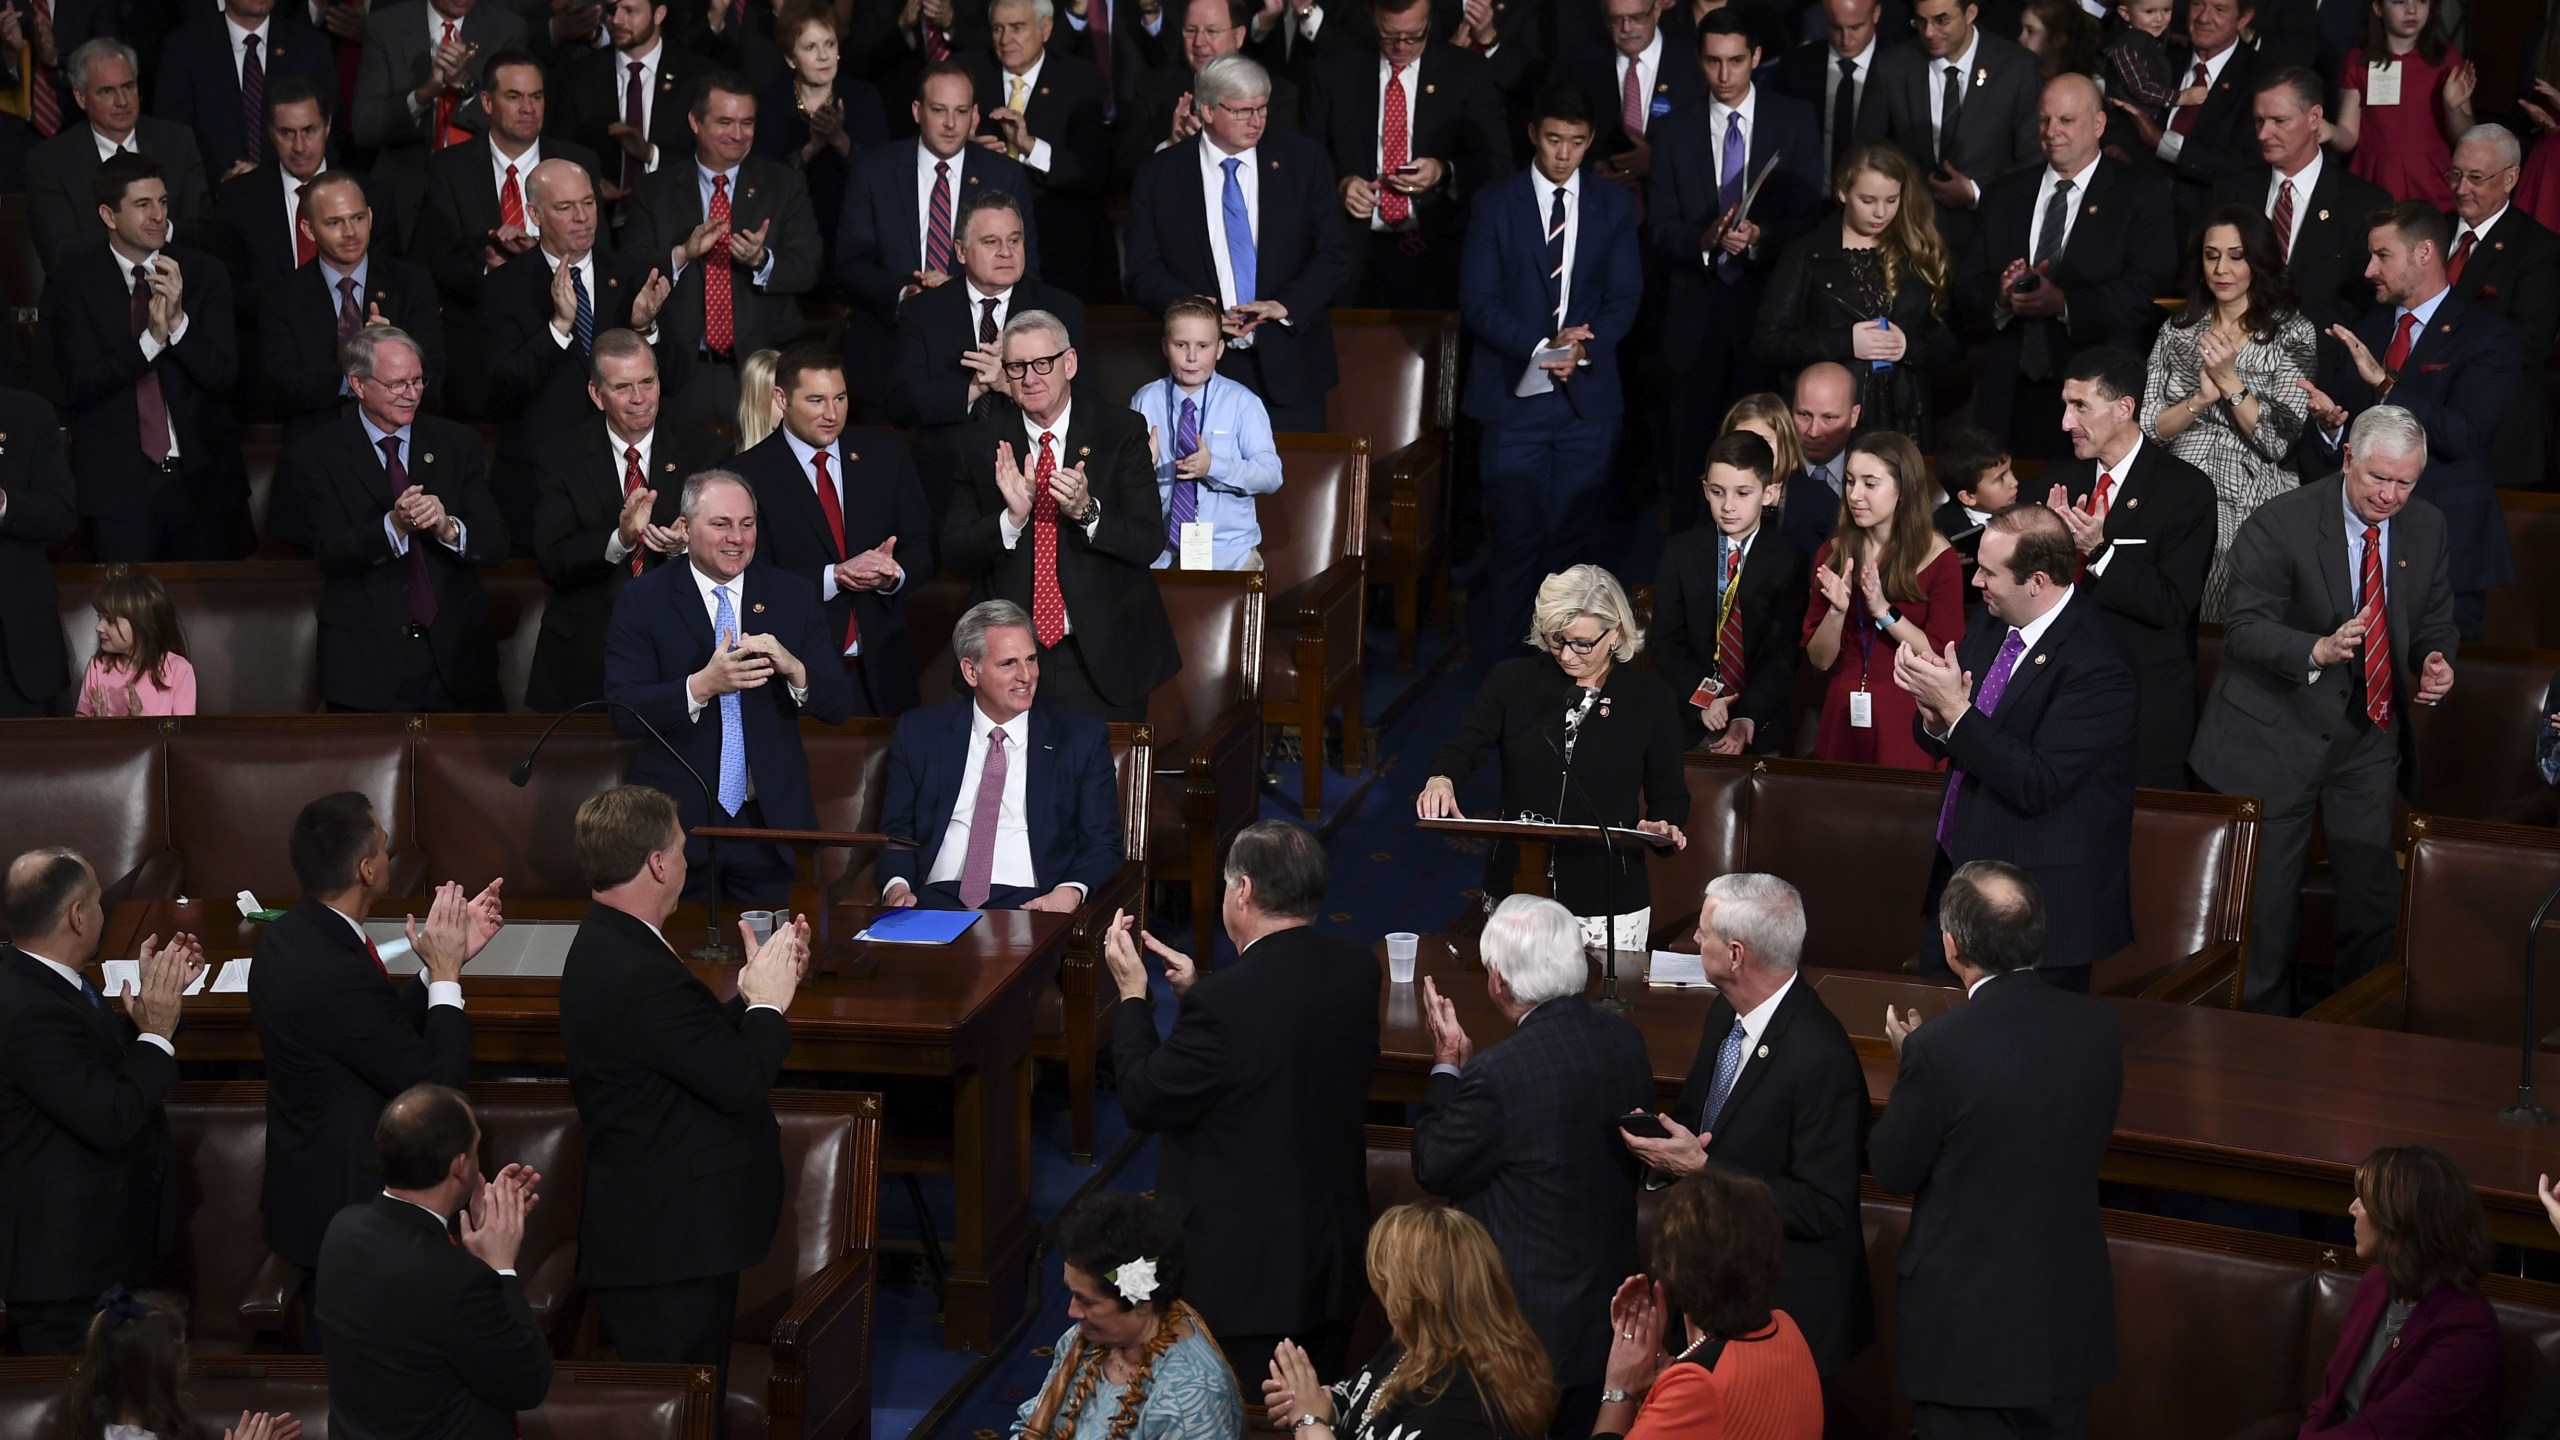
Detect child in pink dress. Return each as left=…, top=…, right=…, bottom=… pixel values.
left=76, top=573, right=196, bottom=716
left=2332, top=0, right=2477, bottom=210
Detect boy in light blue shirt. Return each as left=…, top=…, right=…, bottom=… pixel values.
left=1129, top=296, right=1284, bottom=569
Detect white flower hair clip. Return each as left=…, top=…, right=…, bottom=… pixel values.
left=1110, top=1257, right=1161, bottom=1305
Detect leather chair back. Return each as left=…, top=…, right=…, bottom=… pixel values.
left=2408, top=643, right=2560, bottom=827
left=739, top=1094, right=882, bottom=1334
left=900, top=575, right=974, bottom=710
left=1744, top=760, right=1944, bottom=972
left=1325, top=311, right=1454, bottom=453
left=1074, top=307, right=1167, bottom=415
left=2091, top=792, right=2256, bottom=997
left=0, top=1356, right=717, bottom=1439
left=163, top=1083, right=279, bottom=1349
left=1641, top=756, right=1756, bottom=937
left=803, top=720, right=897, bottom=900
left=487, top=565, right=551, bottom=715
left=56, top=565, right=324, bottom=716
left=167, top=720, right=419, bottom=904
left=2395, top=816, right=2560, bottom=1046
left=2094, top=1217, right=2319, bottom=1438
left=1261, top=436, right=1370, bottom=597
left=1148, top=571, right=1264, bottom=752
left=0, top=724, right=177, bottom=909
left=2488, top=493, right=2560, bottom=649
left=469, top=1080, right=592, bottom=1342
left=413, top=722, right=639, bottom=896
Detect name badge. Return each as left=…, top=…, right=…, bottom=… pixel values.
left=1848, top=689, right=1874, bottom=729
left=1179, top=520, right=1215, bottom=570
left=2364, top=62, right=2402, bottom=107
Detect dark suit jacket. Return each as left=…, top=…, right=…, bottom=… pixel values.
left=1776, top=465, right=1838, bottom=556
left=316, top=1196, right=554, bottom=1437
left=1111, top=924, right=1381, bottom=1337
left=875, top=698, right=1124, bottom=897
left=25, top=119, right=215, bottom=276
left=549, top=42, right=720, bottom=200
left=835, top=140, right=1042, bottom=402
left=2055, top=442, right=2215, bottom=787
left=1644, top=87, right=1825, bottom=373
left=1670, top=979, right=1874, bottom=1376
left=528, top=418, right=729, bottom=713
left=1116, top=66, right=1304, bottom=187
left=421, top=135, right=605, bottom=309
left=2205, top=160, right=2393, bottom=340
left=888, top=275, right=1088, bottom=505
left=1956, top=158, right=2175, bottom=442
left=941, top=398, right=1182, bottom=707
left=481, top=244, right=686, bottom=487
left=292, top=411, right=510, bottom=709
left=2306, top=289, right=2522, bottom=595
left=249, top=896, right=474, bottom=1268
left=209, top=164, right=415, bottom=333
left=1916, top=592, right=2140, bottom=970
left=2149, top=41, right=2266, bottom=236
left=1878, top=31, right=2043, bottom=195
left=1305, top=40, right=1510, bottom=256
left=0, top=944, right=176, bottom=1304
left=1870, top=969, right=2122, bottom=1406
left=0, top=393, right=76, bottom=708
left=352, top=0, right=526, bottom=152
left=47, top=244, right=245, bottom=523
left=1565, top=40, right=1710, bottom=160
left=2191, top=477, right=2460, bottom=802
left=1650, top=523, right=1811, bottom=752
left=1411, top=995, right=1653, bottom=1389
left=256, top=254, right=448, bottom=449
left=2450, top=208, right=2560, bottom=495
left=1123, top=131, right=1359, bottom=407
left=2301, top=1268, right=2504, bottom=1438
left=960, top=49, right=1116, bottom=297
left=1772, top=36, right=1916, bottom=171
left=623, top=155, right=822, bottom=363
left=733, top=427, right=936, bottom=713
left=153, top=12, right=342, bottom=177
left=559, top=900, right=791, bottom=1287
left=1460, top=164, right=1643, bottom=425
left=601, top=558, right=856, bottom=833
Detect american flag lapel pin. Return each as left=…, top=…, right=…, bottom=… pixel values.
left=2034, top=653, right=2048, bottom=665
left=1039, top=87, right=1050, bottom=96
left=1756, top=1044, right=1769, bottom=1059
left=663, top=462, right=675, bottom=473
left=1078, top=445, right=1091, bottom=457
left=746, top=187, right=757, bottom=200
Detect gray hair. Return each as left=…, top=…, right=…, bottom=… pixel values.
left=587, top=327, right=656, bottom=385
left=1701, top=873, right=1805, bottom=972
left=679, top=468, right=757, bottom=520
left=344, top=325, right=421, bottom=380
left=1480, top=893, right=1588, bottom=1007
left=1223, top=820, right=1327, bottom=921
left=1193, top=53, right=1271, bottom=109
left=1528, top=564, right=1643, bottom=663
left=2455, top=123, right=2523, bottom=173
left=2347, top=406, right=2429, bottom=468
left=1001, top=307, right=1072, bottom=352
left=954, top=598, right=1034, bottom=663
left=66, top=37, right=138, bottom=91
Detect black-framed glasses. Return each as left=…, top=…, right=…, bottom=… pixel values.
left=1001, top=346, right=1070, bottom=379
left=1556, top=625, right=1616, bottom=654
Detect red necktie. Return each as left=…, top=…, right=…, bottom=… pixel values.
left=2383, top=310, right=2418, bottom=373
left=705, top=174, right=735, bottom=355
left=622, top=61, right=646, bottom=194
left=2168, top=61, right=2208, bottom=136
left=2271, top=178, right=2295, bottom=259
left=623, top=444, right=646, bottom=576
left=1620, top=56, right=1645, bottom=137
left=499, top=162, right=525, bottom=231
left=2092, top=471, right=2115, bottom=514
left=2360, top=524, right=2391, bottom=730
left=925, top=12, right=950, bottom=60
left=812, top=450, right=859, bottom=649
left=432, top=21, right=461, bottom=148
left=1031, top=433, right=1065, bottom=647
left=2448, top=229, right=2475, bottom=284
left=27, top=0, right=57, bottom=137
left=365, top=936, right=391, bottom=981
left=294, top=182, right=317, bottom=264
left=1714, top=540, right=1745, bottom=697
left=1379, top=65, right=1411, bottom=226
left=337, top=274, right=363, bottom=351
left=131, top=265, right=171, bottom=464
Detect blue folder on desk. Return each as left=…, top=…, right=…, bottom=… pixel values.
left=853, top=909, right=982, bottom=944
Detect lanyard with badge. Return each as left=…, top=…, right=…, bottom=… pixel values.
left=1162, top=377, right=1216, bottom=569
left=1848, top=583, right=1875, bottom=729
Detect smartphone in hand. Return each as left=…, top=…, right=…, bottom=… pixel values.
left=1617, top=1110, right=1671, bottom=1140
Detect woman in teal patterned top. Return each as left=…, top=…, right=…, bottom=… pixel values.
left=1013, top=1194, right=1244, bottom=1440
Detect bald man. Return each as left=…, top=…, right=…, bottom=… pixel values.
left=1778, top=362, right=1858, bottom=557
left=1955, top=74, right=2172, bottom=460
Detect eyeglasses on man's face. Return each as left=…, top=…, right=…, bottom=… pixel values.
left=1002, top=347, right=1071, bottom=379
left=362, top=374, right=430, bottom=395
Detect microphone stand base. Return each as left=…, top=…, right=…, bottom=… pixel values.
left=694, top=931, right=742, bottom=964
left=1592, top=949, right=1635, bottom=1014
left=2500, top=1095, right=2555, bottom=1126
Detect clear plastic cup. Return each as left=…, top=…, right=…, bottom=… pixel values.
left=1385, top=932, right=1420, bottom=984
left=741, top=910, right=776, bottom=947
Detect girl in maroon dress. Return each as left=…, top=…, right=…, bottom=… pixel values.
left=2331, top=0, right=2477, bottom=209
left=1801, top=431, right=1965, bottom=770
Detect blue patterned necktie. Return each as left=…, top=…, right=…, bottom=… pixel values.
left=712, top=584, right=748, bottom=816
left=571, top=262, right=595, bottom=354
left=82, top=976, right=107, bottom=1011
left=1166, top=394, right=1200, bottom=554
left=1220, top=157, right=1257, bottom=304
left=1699, top=1019, right=1748, bottom=1132
left=1716, top=109, right=1747, bottom=282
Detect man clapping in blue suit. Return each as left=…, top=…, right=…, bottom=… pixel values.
left=877, top=599, right=1125, bottom=911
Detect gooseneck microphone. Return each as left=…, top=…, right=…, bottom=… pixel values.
left=512, top=698, right=739, bottom=962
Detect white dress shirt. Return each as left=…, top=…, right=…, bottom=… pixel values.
left=996, top=53, right=1056, bottom=173
left=1937, top=585, right=2075, bottom=740
left=600, top=424, right=656, bottom=565
left=682, top=561, right=810, bottom=724
left=1927, top=31, right=1980, bottom=168
left=1700, top=88, right=1757, bottom=265
left=326, top=903, right=465, bottom=1012
left=2455, top=204, right=2511, bottom=261
left=2025, top=152, right=2100, bottom=261
left=914, top=701, right=1089, bottom=897
left=115, top=247, right=189, bottom=459
left=784, top=427, right=907, bottom=633
left=91, top=126, right=140, bottom=161
left=20, top=944, right=177, bottom=1055
left=1198, top=134, right=1259, bottom=311
left=1618, top=30, right=1666, bottom=137
left=1708, top=970, right=1797, bottom=1105
left=1370, top=54, right=1419, bottom=232
left=1823, top=33, right=1877, bottom=154
left=2265, top=148, right=2323, bottom=252
left=2155, top=39, right=2239, bottom=164
left=964, top=278, right=1015, bottom=341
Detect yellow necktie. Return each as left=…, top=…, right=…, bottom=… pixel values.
left=1006, top=75, right=1029, bottom=158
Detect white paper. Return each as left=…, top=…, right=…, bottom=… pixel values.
left=234, top=889, right=265, bottom=919
left=2364, top=62, right=2401, bottom=107
left=211, top=958, right=252, bottom=992
left=1849, top=689, right=1875, bottom=728
left=1648, top=950, right=1711, bottom=987
left=1515, top=345, right=1575, bottom=398
left=100, top=960, right=138, bottom=997
left=1179, top=520, right=1214, bottom=569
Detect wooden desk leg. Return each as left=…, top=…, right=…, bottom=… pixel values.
left=941, top=1039, right=1039, bottom=1351
left=1512, top=840, right=1551, bottom=899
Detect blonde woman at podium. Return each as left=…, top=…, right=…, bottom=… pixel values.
left=1416, top=565, right=1688, bottom=958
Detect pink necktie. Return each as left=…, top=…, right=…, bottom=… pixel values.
left=957, top=729, right=1008, bottom=908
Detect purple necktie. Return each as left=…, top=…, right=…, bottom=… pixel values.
left=1716, top=110, right=1746, bottom=281
left=1935, top=629, right=2027, bottom=852
left=957, top=728, right=1008, bottom=908
left=241, top=32, right=267, bottom=166
left=379, top=434, right=439, bottom=628
left=1165, top=396, right=1199, bottom=554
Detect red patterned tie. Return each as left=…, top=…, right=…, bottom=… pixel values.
left=705, top=175, right=735, bottom=355
left=2168, top=61, right=2208, bottom=136
left=1713, top=542, right=1745, bottom=697
left=1379, top=65, right=1411, bottom=226
left=2448, top=229, right=2475, bottom=284
left=499, top=162, right=525, bottom=231
left=27, top=0, right=57, bottom=137
left=432, top=21, right=461, bottom=148
left=2360, top=524, right=2391, bottom=730
left=2271, top=178, right=2295, bottom=259
left=1031, top=433, right=1065, bottom=647
left=925, top=13, right=950, bottom=60
left=2382, top=310, right=2418, bottom=373
left=622, top=444, right=646, bottom=576
left=925, top=160, right=954, bottom=275
left=812, top=450, right=858, bottom=649
left=1620, top=56, right=1645, bottom=137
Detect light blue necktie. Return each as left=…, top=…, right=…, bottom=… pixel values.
left=1220, top=157, right=1257, bottom=305
left=712, top=584, right=748, bottom=816
left=1699, top=1020, right=1749, bottom=1132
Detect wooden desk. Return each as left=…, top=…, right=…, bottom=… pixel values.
left=1376, top=938, right=2560, bottom=1251
left=100, top=896, right=1060, bottom=1351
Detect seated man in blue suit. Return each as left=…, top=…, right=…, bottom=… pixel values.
left=1460, top=82, right=1643, bottom=654
left=877, top=598, right=1124, bottom=911
left=602, top=469, right=855, bottom=905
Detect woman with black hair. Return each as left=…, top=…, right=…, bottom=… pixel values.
left=60, top=1288, right=301, bottom=1440
left=2304, top=1147, right=2502, bottom=1437
left=1012, top=1193, right=1244, bottom=1440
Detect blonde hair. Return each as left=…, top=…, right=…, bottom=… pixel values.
left=1836, top=142, right=1951, bottom=312
left=1367, top=1205, right=1555, bottom=1440
left=736, top=348, right=782, bottom=451
left=1527, top=564, right=1641, bottom=662
left=1719, top=394, right=1805, bottom=479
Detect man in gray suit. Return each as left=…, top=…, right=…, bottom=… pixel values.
left=2191, top=406, right=2458, bottom=1015
left=24, top=39, right=213, bottom=275
left=353, top=0, right=528, bottom=164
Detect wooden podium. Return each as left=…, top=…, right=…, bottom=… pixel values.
left=1415, top=816, right=1676, bottom=899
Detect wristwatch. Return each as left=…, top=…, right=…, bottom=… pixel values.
left=1873, top=606, right=1903, bottom=633
left=1077, top=497, right=1103, bottom=527
left=2228, top=384, right=2252, bottom=404
left=1292, top=1415, right=1329, bottom=1431
left=1601, top=1388, right=1643, bottom=1405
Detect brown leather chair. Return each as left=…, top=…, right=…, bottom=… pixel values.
left=1639, top=755, right=1757, bottom=946
left=2305, top=813, right=2560, bottom=1043
left=1743, top=758, right=1944, bottom=972
left=166, top=718, right=423, bottom=903
left=896, top=574, right=975, bottom=711
left=0, top=1355, right=720, bottom=1438
left=161, top=1081, right=290, bottom=1352
left=486, top=563, right=552, bottom=715
left=56, top=563, right=325, bottom=715
left=1147, top=570, right=1266, bottom=949
left=2090, top=790, right=2259, bottom=1004
left=2488, top=491, right=2560, bottom=650
left=802, top=720, right=900, bottom=905
left=1329, top=310, right=1459, bottom=673
left=2407, top=642, right=2560, bottom=828
left=0, top=722, right=179, bottom=911
left=722, top=1090, right=885, bottom=1440
left=1262, top=434, right=1370, bottom=820
left=469, top=1081, right=593, bottom=1349
left=413, top=719, right=640, bottom=898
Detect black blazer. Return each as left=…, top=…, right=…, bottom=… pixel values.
left=889, top=276, right=1089, bottom=511
left=288, top=411, right=513, bottom=711
left=1877, top=31, right=2043, bottom=194
left=249, top=896, right=474, bottom=1268
left=1772, top=36, right=1917, bottom=171
left=1916, top=592, right=2140, bottom=970
left=549, top=41, right=720, bottom=204
left=25, top=119, right=215, bottom=276
left=315, top=1196, right=554, bottom=1437
left=960, top=49, right=1118, bottom=299
left=1425, top=656, right=1690, bottom=916
left=1411, top=995, right=1654, bottom=1389
left=622, top=154, right=824, bottom=362
left=1645, top=87, right=1826, bottom=372
left=941, top=398, right=1181, bottom=708
left=1932, top=497, right=1987, bottom=595
left=47, top=244, right=245, bottom=524
left=2449, top=208, right=2560, bottom=498
left=1775, top=466, right=1838, bottom=558
left=209, top=164, right=415, bottom=334
left=152, top=12, right=341, bottom=177
left=1870, top=970, right=2123, bottom=1406
left=481, top=245, right=689, bottom=487
left=2204, top=160, right=2393, bottom=339
left=421, top=136, right=606, bottom=309
left=1955, top=158, right=2175, bottom=442
left=1753, top=222, right=1965, bottom=445
left=1111, top=925, right=1381, bottom=1338
left=1650, top=524, right=1810, bottom=753
left=733, top=427, right=936, bottom=714
left=560, top=901, right=792, bottom=1287
left=1116, top=66, right=1306, bottom=187
left=1562, top=40, right=1710, bottom=159
left=1304, top=40, right=1510, bottom=253
left=1669, top=979, right=1874, bottom=1376
left=1123, top=131, right=1360, bottom=407
left=0, top=393, right=75, bottom=708
left=2150, top=42, right=2266, bottom=237
left=0, top=944, right=176, bottom=1305
left=255, top=254, right=448, bottom=453
left=749, top=73, right=889, bottom=281
left=2052, top=442, right=2214, bottom=788
left=527, top=418, right=730, bottom=714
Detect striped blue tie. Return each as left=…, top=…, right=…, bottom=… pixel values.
left=1545, top=184, right=1568, bottom=335
left=713, top=585, right=747, bottom=816
left=571, top=263, right=595, bottom=354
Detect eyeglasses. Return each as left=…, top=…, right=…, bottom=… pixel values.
left=361, top=375, right=430, bottom=395
left=1001, top=346, right=1070, bottom=379
left=2443, top=166, right=2514, bottom=188
left=1555, top=625, right=1616, bottom=654
left=1377, top=24, right=1429, bottom=44
left=1212, top=100, right=1269, bottom=118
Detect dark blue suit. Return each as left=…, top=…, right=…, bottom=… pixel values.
left=875, top=698, right=1123, bottom=907
left=601, top=559, right=856, bottom=903
left=152, top=14, right=342, bottom=178
left=835, top=142, right=1041, bottom=406
left=1460, top=167, right=1642, bottom=651
left=2307, top=288, right=2521, bottom=640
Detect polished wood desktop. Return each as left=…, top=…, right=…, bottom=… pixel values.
left=98, top=895, right=1061, bottom=1351
left=1376, top=937, right=2560, bottom=1251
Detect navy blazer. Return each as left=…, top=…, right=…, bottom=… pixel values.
left=601, top=559, right=856, bottom=832
left=1459, top=168, right=1643, bottom=425
left=875, top=698, right=1124, bottom=898
left=1644, top=87, right=1826, bottom=370
left=152, top=13, right=341, bottom=178
left=1917, top=592, right=2139, bottom=969
left=732, top=428, right=936, bottom=715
